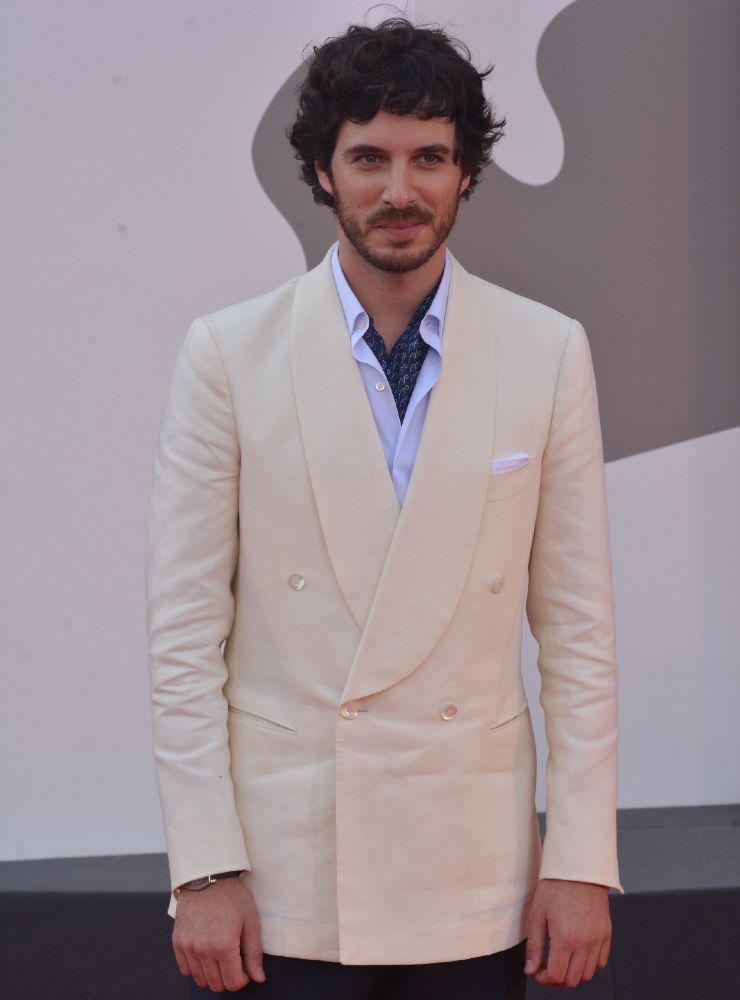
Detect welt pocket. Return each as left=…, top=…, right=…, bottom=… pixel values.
left=488, top=705, right=529, bottom=733
left=228, top=704, right=299, bottom=736
left=484, top=459, right=538, bottom=502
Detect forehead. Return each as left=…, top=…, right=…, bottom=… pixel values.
left=334, top=109, right=456, bottom=150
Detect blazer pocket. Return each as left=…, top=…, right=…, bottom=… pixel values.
left=488, top=705, right=529, bottom=733
left=484, top=459, right=538, bottom=502
left=228, top=704, right=300, bottom=736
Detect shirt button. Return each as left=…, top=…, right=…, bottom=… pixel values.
left=358, top=317, right=368, bottom=332
left=288, top=573, right=306, bottom=590
left=340, top=702, right=359, bottom=720
left=490, top=576, right=505, bottom=594
left=375, top=382, right=386, bottom=391
left=440, top=703, right=458, bottom=721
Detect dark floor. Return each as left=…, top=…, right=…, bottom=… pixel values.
left=1, top=805, right=739, bottom=999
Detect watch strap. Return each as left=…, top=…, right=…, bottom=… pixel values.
left=174, top=870, right=245, bottom=897
left=209, top=870, right=244, bottom=883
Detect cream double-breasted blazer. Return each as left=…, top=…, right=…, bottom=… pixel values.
left=146, top=245, right=622, bottom=966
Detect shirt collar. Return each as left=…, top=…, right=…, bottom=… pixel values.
left=330, top=241, right=451, bottom=352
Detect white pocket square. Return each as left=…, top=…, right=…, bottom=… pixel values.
left=490, top=453, right=530, bottom=475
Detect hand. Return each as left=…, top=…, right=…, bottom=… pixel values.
left=172, top=876, right=266, bottom=992
left=524, top=878, right=611, bottom=988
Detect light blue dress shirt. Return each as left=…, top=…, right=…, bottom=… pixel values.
left=330, top=242, right=452, bottom=506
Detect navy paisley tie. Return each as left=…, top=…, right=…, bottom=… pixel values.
left=362, top=278, right=442, bottom=424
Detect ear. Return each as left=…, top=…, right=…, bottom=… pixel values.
left=459, top=173, right=471, bottom=195
left=314, top=160, right=334, bottom=197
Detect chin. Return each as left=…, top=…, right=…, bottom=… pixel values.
left=358, top=238, right=438, bottom=273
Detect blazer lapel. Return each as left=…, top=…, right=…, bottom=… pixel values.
left=341, top=253, right=497, bottom=702
left=290, top=247, right=401, bottom=632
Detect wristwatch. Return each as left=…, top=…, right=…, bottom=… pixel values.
left=174, top=870, right=245, bottom=897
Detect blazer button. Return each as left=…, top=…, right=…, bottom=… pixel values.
left=288, top=573, right=306, bottom=590
left=340, top=702, right=359, bottom=720
left=440, top=703, right=458, bottom=721
left=490, top=576, right=505, bottom=594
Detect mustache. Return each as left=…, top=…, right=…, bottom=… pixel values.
left=368, top=208, right=433, bottom=226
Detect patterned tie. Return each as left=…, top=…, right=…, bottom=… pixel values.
left=362, top=278, right=441, bottom=424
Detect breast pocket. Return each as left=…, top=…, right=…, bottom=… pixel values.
left=485, top=457, right=539, bottom=502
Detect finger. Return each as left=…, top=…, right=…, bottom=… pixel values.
left=172, top=941, right=191, bottom=978
left=598, top=935, right=611, bottom=968
left=241, top=920, right=266, bottom=984
left=563, top=949, right=587, bottom=989
left=200, top=956, right=225, bottom=993
left=524, top=906, right=547, bottom=975
left=535, top=941, right=570, bottom=986
left=187, top=954, right=208, bottom=990
left=219, top=946, right=249, bottom=993
left=582, top=948, right=600, bottom=983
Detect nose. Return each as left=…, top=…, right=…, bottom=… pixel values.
left=382, top=163, right=415, bottom=209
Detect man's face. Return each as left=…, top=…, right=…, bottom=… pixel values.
left=315, top=110, right=470, bottom=274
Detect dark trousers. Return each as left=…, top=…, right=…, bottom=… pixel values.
left=190, top=939, right=526, bottom=999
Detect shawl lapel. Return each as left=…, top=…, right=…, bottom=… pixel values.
left=290, top=248, right=497, bottom=696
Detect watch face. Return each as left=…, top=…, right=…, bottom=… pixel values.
left=187, top=876, right=212, bottom=891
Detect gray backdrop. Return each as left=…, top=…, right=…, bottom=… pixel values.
left=1, top=0, right=738, bottom=863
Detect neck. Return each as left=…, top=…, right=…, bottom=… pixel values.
left=336, top=233, right=446, bottom=348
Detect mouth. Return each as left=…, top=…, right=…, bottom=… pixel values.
left=377, top=221, right=424, bottom=240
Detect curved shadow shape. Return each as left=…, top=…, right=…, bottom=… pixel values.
left=253, top=0, right=740, bottom=461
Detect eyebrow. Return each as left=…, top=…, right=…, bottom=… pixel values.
left=341, top=142, right=454, bottom=160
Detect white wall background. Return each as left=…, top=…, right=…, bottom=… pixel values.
left=2, top=0, right=738, bottom=861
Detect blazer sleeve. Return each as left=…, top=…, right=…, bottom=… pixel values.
left=526, top=319, right=623, bottom=893
left=146, top=317, right=251, bottom=910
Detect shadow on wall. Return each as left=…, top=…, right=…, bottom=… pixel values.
left=253, top=0, right=740, bottom=463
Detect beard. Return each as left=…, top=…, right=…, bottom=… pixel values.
left=330, top=182, right=462, bottom=274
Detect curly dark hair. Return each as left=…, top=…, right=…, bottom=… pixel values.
left=288, top=17, right=506, bottom=208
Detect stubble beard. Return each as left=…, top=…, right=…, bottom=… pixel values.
left=330, top=182, right=462, bottom=274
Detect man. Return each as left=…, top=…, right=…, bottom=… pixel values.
left=147, top=17, right=621, bottom=998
